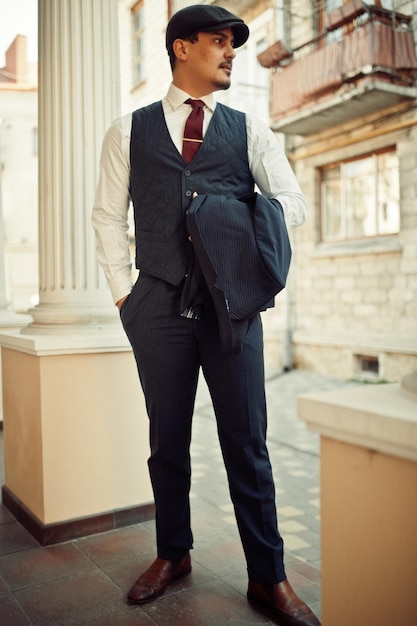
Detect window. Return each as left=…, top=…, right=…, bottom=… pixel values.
left=320, top=149, right=399, bottom=241
left=318, top=0, right=351, bottom=45
left=132, top=1, right=145, bottom=87
left=324, top=0, right=343, bottom=42
left=316, top=0, right=343, bottom=34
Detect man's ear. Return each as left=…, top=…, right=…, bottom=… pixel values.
left=172, top=38, right=188, bottom=61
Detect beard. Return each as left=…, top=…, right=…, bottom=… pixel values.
left=213, top=77, right=231, bottom=91
left=213, top=64, right=232, bottom=91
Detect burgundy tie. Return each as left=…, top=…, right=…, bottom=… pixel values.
left=182, top=99, right=205, bottom=162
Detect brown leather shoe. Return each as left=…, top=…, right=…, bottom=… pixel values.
left=247, top=579, right=321, bottom=625
left=127, top=554, right=191, bottom=604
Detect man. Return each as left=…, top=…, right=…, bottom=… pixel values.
left=92, top=5, right=320, bottom=625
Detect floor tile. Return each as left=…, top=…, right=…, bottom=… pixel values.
left=279, top=520, right=308, bottom=533
left=192, top=532, right=246, bottom=578
left=0, top=505, right=15, bottom=526
left=0, top=522, right=39, bottom=556
left=14, top=569, right=125, bottom=626
left=141, top=579, right=270, bottom=626
left=283, top=534, right=311, bottom=551
left=75, top=524, right=155, bottom=569
left=0, top=592, right=31, bottom=625
left=0, top=543, right=94, bottom=591
left=0, top=576, right=7, bottom=594
left=284, top=553, right=321, bottom=584
left=86, top=604, right=156, bottom=625
left=279, top=505, right=305, bottom=518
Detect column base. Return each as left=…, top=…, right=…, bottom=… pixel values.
left=0, top=331, right=154, bottom=535
left=23, top=302, right=120, bottom=334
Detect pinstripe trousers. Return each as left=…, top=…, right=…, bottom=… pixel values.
left=120, top=271, right=286, bottom=584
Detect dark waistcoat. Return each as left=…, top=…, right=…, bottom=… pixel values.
left=129, top=101, right=254, bottom=285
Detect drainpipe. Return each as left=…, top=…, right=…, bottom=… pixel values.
left=284, top=262, right=294, bottom=371
left=282, top=139, right=295, bottom=373
left=275, top=0, right=295, bottom=371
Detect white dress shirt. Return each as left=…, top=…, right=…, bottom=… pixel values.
left=92, top=83, right=307, bottom=304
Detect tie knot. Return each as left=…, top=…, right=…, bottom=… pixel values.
left=185, top=98, right=205, bottom=110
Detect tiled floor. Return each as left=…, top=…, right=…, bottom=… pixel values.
left=0, top=369, right=354, bottom=625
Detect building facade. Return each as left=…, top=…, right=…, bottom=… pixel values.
left=260, top=0, right=417, bottom=381
left=0, top=35, right=39, bottom=312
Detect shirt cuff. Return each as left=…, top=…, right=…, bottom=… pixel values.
left=108, top=275, right=133, bottom=305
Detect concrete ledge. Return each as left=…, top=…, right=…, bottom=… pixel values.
left=298, top=380, right=417, bottom=625
left=298, top=382, right=417, bottom=462
left=293, top=329, right=417, bottom=354
left=0, top=329, right=132, bottom=356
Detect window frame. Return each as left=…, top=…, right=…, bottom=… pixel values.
left=319, top=147, right=400, bottom=243
left=131, top=1, right=146, bottom=89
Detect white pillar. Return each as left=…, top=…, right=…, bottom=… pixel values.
left=25, top=0, right=121, bottom=332
left=0, top=0, right=153, bottom=541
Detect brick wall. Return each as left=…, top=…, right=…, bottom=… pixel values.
left=291, top=119, right=417, bottom=382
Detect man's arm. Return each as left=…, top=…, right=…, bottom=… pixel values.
left=246, top=115, right=307, bottom=229
left=92, top=117, right=133, bottom=306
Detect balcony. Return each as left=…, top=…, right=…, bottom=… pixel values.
left=260, top=2, right=417, bottom=135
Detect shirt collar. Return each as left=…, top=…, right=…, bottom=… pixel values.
left=165, top=82, right=216, bottom=113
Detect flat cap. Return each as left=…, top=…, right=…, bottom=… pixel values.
left=166, top=5, right=249, bottom=51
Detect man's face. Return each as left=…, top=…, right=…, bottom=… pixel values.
left=183, top=28, right=236, bottom=95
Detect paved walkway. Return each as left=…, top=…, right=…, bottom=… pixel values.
left=0, top=369, right=354, bottom=625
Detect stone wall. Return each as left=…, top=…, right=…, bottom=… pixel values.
left=291, top=114, right=417, bottom=381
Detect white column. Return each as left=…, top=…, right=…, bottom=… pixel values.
left=25, top=0, right=121, bottom=332
left=0, top=0, right=153, bottom=535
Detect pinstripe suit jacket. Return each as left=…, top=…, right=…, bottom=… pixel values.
left=186, top=192, right=292, bottom=354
